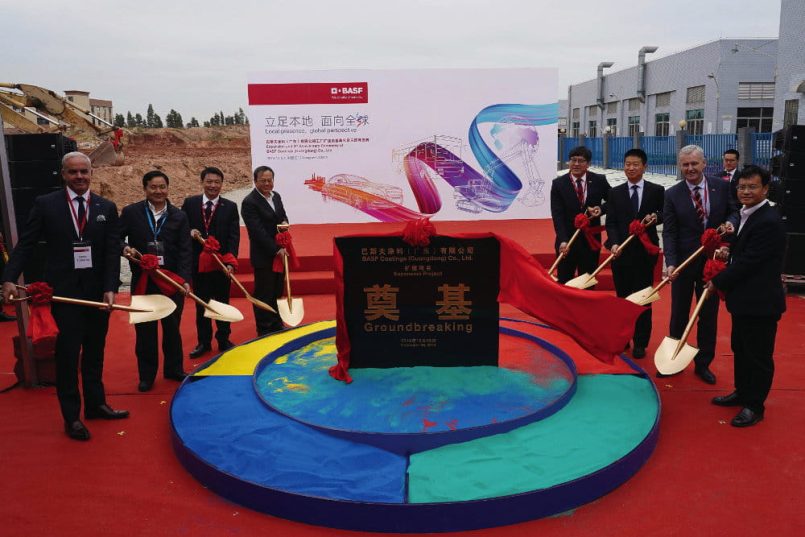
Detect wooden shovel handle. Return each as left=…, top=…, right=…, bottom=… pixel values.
left=549, top=228, right=582, bottom=275
left=282, top=254, right=293, bottom=309
left=125, top=251, right=215, bottom=313
left=672, top=287, right=712, bottom=359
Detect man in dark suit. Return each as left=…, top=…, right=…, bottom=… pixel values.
left=721, top=149, right=740, bottom=202
left=662, top=145, right=739, bottom=384
left=241, top=166, right=288, bottom=335
left=120, top=171, right=192, bottom=392
left=708, top=165, right=786, bottom=427
left=181, top=167, right=240, bottom=358
left=550, top=146, right=610, bottom=283
left=605, top=149, right=664, bottom=359
left=2, top=152, right=128, bottom=441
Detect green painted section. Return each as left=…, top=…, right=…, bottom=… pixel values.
left=407, top=374, right=658, bottom=502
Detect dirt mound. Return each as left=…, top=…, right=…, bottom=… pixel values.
left=92, top=126, right=253, bottom=208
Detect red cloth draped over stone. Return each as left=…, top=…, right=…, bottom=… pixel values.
left=133, top=254, right=185, bottom=296
left=328, top=220, right=646, bottom=383
left=198, top=235, right=238, bottom=273
left=574, top=213, right=605, bottom=250
left=628, top=220, right=660, bottom=256
left=26, top=282, right=58, bottom=355
left=273, top=231, right=300, bottom=272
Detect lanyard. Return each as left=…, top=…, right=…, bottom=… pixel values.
left=66, top=190, right=89, bottom=240
left=201, top=199, right=219, bottom=235
left=145, top=204, right=167, bottom=240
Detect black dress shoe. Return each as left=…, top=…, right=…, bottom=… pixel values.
left=189, top=344, right=211, bottom=358
left=165, top=372, right=187, bottom=382
left=218, top=340, right=235, bottom=352
left=655, top=370, right=681, bottom=378
left=695, top=367, right=717, bottom=385
left=138, top=380, right=153, bottom=392
left=731, top=407, right=764, bottom=427
left=712, top=391, right=742, bottom=407
left=65, top=420, right=91, bottom=441
left=632, top=347, right=646, bottom=359
left=85, top=404, right=130, bottom=420
left=0, top=311, right=16, bottom=322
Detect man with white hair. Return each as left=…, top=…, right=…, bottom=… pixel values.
left=2, top=151, right=129, bottom=441
left=661, top=145, right=738, bottom=384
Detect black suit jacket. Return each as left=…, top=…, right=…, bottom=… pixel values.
left=550, top=171, right=610, bottom=250
left=241, top=189, right=288, bottom=269
left=119, top=200, right=192, bottom=284
left=180, top=195, right=240, bottom=274
left=605, top=180, right=664, bottom=266
left=711, top=202, right=786, bottom=319
left=2, top=189, right=120, bottom=299
left=661, top=176, right=739, bottom=267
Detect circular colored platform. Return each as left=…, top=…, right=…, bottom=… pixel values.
left=171, top=319, right=660, bottom=533
left=253, top=326, right=577, bottom=454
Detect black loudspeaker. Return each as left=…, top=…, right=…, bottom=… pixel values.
left=783, top=233, right=805, bottom=276
left=771, top=152, right=805, bottom=180
left=5, top=133, right=64, bottom=161
left=7, top=160, right=61, bottom=188
left=774, top=126, right=805, bottom=152
left=777, top=180, right=805, bottom=232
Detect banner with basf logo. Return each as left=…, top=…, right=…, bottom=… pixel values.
left=246, top=69, right=557, bottom=223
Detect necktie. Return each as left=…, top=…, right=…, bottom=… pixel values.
left=575, top=178, right=585, bottom=206
left=75, top=196, right=86, bottom=233
left=630, top=185, right=639, bottom=215
left=693, top=186, right=706, bottom=226
left=204, top=200, right=213, bottom=220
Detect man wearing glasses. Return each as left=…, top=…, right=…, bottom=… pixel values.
left=550, top=146, right=610, bottom=283
left=706, top=165, right=785, bottom=427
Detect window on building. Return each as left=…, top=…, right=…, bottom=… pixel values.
left=606, top=118, right=617, bottom=135
left=685, top=109, right=704, bottom=135
left=655, top=92, right=672, bottom=107
left=571, top=121, right=580, bottom=137
left=606, top=102, right=617, bottom=114
left=655, top=113, right=670, bottom=136
left=628, top=98, right=640, bottom=112
left=736, top=107, right=774, bottom=132
left=588, top=105, right=598, bottom=120
left=628, top=116, right=640, bottom=136
left=737, top=82, right=775, bottom=100
left=783, top=100, right=799, bottom=129
left=686, top=86, right=705, bottom=104
left=67, top=96, right=74, bottom=102
left=588, top=120, right=597, bottom=138
left=572, top=108, right=580, bottom=120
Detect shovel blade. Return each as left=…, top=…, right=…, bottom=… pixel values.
left=654, top=337, right=699, bottom=375
left=128, top=294, right=177, bottom=324
left=203, top=300, right=244, bottom=323
left=564, top=273, right=596, bottom=289
left=277, top=297, right=305, bottom=327
left=626, top=286, right=661, bottom=306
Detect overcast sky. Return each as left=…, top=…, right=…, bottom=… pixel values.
left=1, top=0, right=781, bottom=123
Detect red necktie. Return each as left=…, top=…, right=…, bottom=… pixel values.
left=575, top=178, right=585, bottom=206
left=693, top=186, right=706, bottom=226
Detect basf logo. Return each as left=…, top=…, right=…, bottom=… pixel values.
left=249, top=82, right=369, bottom=105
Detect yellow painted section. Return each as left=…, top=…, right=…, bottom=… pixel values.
left=192, top=320, right=336, bottom=376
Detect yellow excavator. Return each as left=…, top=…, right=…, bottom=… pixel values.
left=0, top=83, right=125, bottom=165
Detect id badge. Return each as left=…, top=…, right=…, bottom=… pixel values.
left=73, top=241, right=93, bottom=269
left=147, top=241, right=166, bottom=266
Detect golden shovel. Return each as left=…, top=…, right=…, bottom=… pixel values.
left=191, top=231, right=276, bottom=314
left=125, top=252, right=243, bottom=323
left=627, top=226, right=728, bottom=306
left=11, top=286, right=176, bottom=324
left=565, top=233, right=637, bottom=290
left=654, top=287, right=713, bottom=375
left=276, top=224, right=304, bottom=327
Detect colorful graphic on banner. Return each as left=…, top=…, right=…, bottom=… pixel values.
left=247, top=70, right=557, bottom=223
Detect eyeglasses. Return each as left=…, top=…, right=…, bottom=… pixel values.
left=569, top=158, right=588, bottom=164
left=736, top=184, right=762, bottom=191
